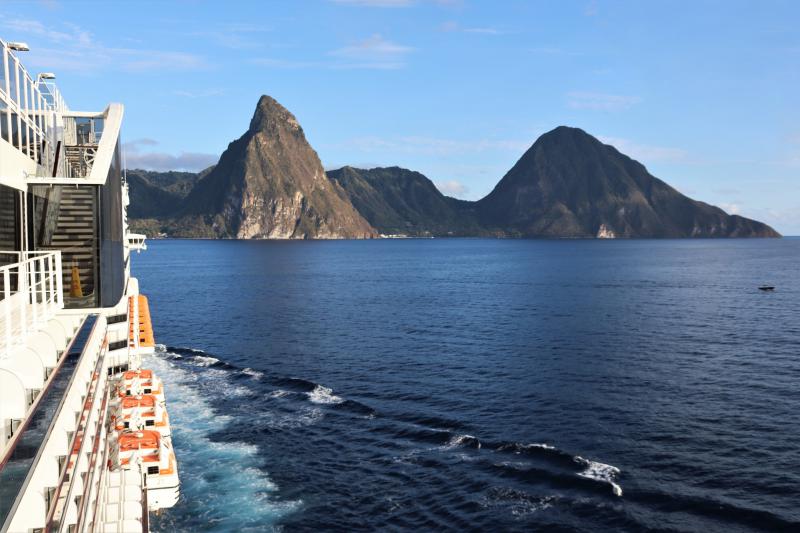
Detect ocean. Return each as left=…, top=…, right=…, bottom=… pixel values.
left=137, top=238, right=800, bottom=532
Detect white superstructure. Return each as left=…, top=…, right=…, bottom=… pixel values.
left=0, top=37, right=178, bottom=532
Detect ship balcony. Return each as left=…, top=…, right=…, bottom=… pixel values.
left=127, top=233, right=147, bottom=252
left=0, top=251, right=64, bottom=359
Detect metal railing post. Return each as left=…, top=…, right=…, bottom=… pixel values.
left=38, top=256, right=46, bottom=309
left=3, top=269, right=10, bottom=356
left=55, top=251, right=64, bottom=307
left=19, top=260, right=27, bottom=337
left=46, top=254, right=53, bottom=306
left=30, top=257, right=39, bottom=327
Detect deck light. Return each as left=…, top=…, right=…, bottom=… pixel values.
left=38, top=72, right=56, bottom=80
left=8, top=42, right=30, bottom=51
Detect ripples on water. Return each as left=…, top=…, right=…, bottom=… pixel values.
left=140, top=239, right=800, bottom=532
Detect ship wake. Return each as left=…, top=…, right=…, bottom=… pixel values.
left=146, top=346, right=300, bottom=531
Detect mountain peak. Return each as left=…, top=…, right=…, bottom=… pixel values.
left=180, top=95, right=376, bottom=239
left=249, top=94, right=303, bottom=134
left=537, top=125, right=599, bottom=145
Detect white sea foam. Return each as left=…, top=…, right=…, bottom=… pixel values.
left=306, top=385, right=344, bottom=405
left=199, top=368, right=251, bottom=397
left=144, top=351, right=300, bottom=528
left=242, top=367, right=265, bottom=379
left=519, top=442, right=555, bottom=451
left=256, top=406, right=324, bottom=429
left=268, top=389, right=291, bottom=398
left=191, top=354, right=221, bottom=367
left=443, top=434, right=481, bottom=450
left=575, top=456, right=623, bottom=497
left=481, top=487, right=557, bottom=517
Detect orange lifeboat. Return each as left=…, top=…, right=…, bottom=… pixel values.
left=111, top=429, right=180, bottom=510
left=110, top=394, right=170, bottom=436
left=123, top=369, right=153, bottom=380
left=118, top=430, right=159, bottom=453
left=115, top=369, right=164, bottom=401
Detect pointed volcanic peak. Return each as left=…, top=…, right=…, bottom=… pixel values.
left=181, top=95, right=376, bottom=239
left=477, top=126, right=780, bottom=238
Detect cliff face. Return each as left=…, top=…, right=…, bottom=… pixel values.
left=180, top=96, right=375, bottom=239
left=328, top=166, right=482, bottom=236
left=476, top=126, right=780, bottom=238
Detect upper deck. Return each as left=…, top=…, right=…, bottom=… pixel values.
left=1, top=37, right=124, bottom=188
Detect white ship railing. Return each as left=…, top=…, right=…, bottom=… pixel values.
left=0, top=250, right=64, bottom=359
left=0, top=38, right=67, bottom=172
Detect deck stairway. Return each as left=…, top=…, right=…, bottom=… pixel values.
left=0, top=190, right=17, bottom=255
left=49, top=186, right=96, bottom=299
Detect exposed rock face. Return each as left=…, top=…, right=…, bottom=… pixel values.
left=328, top=166, right=482, bottom=236
left=180, top=96, right=375, bottom=239
left=476, top=126, right=780, bottom=238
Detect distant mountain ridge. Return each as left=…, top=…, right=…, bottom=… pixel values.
left=326, top=166, right=482, bottom=236
left=127, top=96, right=779, bottom=239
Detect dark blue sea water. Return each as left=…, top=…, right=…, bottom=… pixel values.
left=137, top=238, right=800, bottom=532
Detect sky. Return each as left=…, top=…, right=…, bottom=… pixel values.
left=1, top=0, right=798, bottom=233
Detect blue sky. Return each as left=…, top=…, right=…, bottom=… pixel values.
left=2, top=0, right=798, bottom=233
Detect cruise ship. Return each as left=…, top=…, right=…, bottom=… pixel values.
left=0, top=38, right=179, bottom=532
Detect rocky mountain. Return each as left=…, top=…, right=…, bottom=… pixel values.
left=476, top=126, right=779, bottom=238
left=126, top=98, right=779, bottom=239
left=135, top=96, right=376, bottom=239
left=327, top=166, right=482, bottom=236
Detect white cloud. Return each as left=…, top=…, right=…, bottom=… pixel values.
left=128, top=138, right=158, bottom=147
left=186, top=24, right=272, bottom=50
left=341, top=135, right=530, bottom=156
left=436, top=179, right=468, bottom=197
left=0, top=18, right=208, bottom=73
left=440, top=21, right=505, bottom=35
left=251, top=58, right=323, bottom=69
left=726, top=205, right=800, bottom=235
left=255, top=34, right=413, bottom=70
left=566, top=91, right=642, bottom=111
left=328, top=34, right=413, bottom=69
left=598, top=136, right=688, bottom=163
left=719, top=202, right=741, bottom=215
left=712, top=187, right=741, bottom=195
left=2, top=17, right=84, bottom=43
left=463, top=27, right=503, bottom=35
left=529, top=46, right=581, bottom=56
left=124, top=139, right=217, bottom=172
